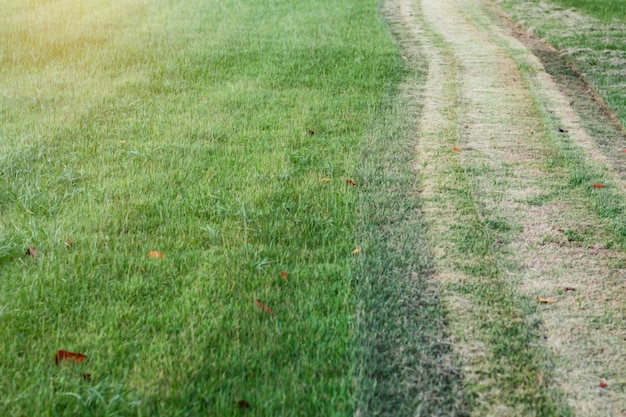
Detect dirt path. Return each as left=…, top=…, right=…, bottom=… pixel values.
left=385, top=0, right=626, bottom=415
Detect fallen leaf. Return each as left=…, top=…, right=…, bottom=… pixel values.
left=55, top=350, right=87, bottom=365
left=563, top=286, right=576, bottom=292
left=453, top=147, right=462, bottom=152
left=345, top=179, right=358, bottom=187
left=592, top=183, right=605, bottom=188
left=64, top=239, right=73, bottom=248
left=306, top=130, right=315, bottom=136
left=280, top=271, right=288, bottom=279
left=401, top=55, right=407, bottom=60
left=237, top=400, right=250, bottom=409
left=120, top=140, right=127, bottom=145
left=352, top=247, right=361, bottom=255
left=26, top=247, right=37, bottom=257
left=320, top=178, right=331, bottom=183
left=537, top=296, right=556, bottom=304
left=623, top=148, right=626, bottom=153
left=599, top=381, right=608, bottom=388
left=148, top=250, right=165, bottom=259
left=255, top=299, right=273, bottom=314
left=81, top=373, right=92, bottom=381
left=558, top=127, right=568, bottom=133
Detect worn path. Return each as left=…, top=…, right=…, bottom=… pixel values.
left=381, top=0, right=626, bottom=415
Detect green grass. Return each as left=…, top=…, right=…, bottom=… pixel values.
left=497, top=0, right=626, bottom=127
left=353, top=40, right=467, bottom=415
left=546, top=0, right=626, bottom=21
left=0, top=0, right=404, bottom=415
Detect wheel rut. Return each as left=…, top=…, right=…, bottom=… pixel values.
left=384, top=0, right=626, bottom=415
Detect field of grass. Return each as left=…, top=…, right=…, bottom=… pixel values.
left=498, top=0, right=626, bottom=127
left=0, top=0, right=404, bottom=415
left=547, top=0, right=626, bottom=21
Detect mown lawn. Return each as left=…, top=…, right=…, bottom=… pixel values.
left=0, top=1, right=403, bottom=415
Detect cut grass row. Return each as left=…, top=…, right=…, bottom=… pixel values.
left=0, top=0, right=406, bottom=415
left=497, top=0, right=626, bottom=129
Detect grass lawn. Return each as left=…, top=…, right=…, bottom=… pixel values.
left=498, top=0, right=626, bottom=126
left=0, top=0, right=404, bottom=415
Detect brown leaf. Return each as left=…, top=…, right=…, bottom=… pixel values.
left=453, top=147, right=462, bottom=152
left=64, top=239, right=73, bottom=248
left=599, top=381, right=608, bottom=388
left=563, top=286, right=576, bottom=292
left=26, top=247, right=37, bottom=257
left=237, top=399, right=250, bottom=409
left=148, top=250, right=165, bottom=259
left=255, top=299, right=273, bottom=314
left=345, top=179, right=358, bottom=187
left=592, top=183, right=605, bottom=188
left=352, top=247, right=361, bottom=255
left=320, top=178, right=331, bottom=183
left=81, top=373, right=92, bottom=381
left=306, top=130, right=315, bottom=136
left=537, top=296, right=556, bottom=304
left=55, top=350, right=87, bottom=365
left=558, top=127, right=568, bottom=133
left=280, top=271, right=288, bottom=279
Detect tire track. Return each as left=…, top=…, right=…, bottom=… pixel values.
left=388, top=0, right=626, bottom=415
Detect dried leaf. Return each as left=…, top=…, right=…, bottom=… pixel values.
left=599, top=381, right=608, bottom=388
left=453, top=147, right=462, bottom=152
left=537, top=296, right=556, bottom=304
left=563, top=286, right=576, bottom=292
left=592, top=183, right=605, bottom=188
left=401, top=55, right=407, bottom=60
left=26, top=247, right=37, bottom=257
left=55, top=350, right=87, bottom=365
left=320, top=178, right=331, bottom=183
left=255, top=299, right=273, bottom=314
left=148, top=250, right=165, bottom=259
left=558, top=127, right=568, bottom=133
left=352, top=247, right=361, bottom=255
left=280, top=271, right=288, bottom=279
left=306, top=130, right=315, bottom=136
left=64, top=239, right=73, bottom=248
left=237, top=400, right=250, bottom=409
left=345, top=179, right=358, bottom=187
left=120, top=140, right=127, bottom=145
left=81, top=373, right=92, bottom=381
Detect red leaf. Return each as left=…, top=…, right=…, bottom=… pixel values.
left=280, top=271, right=288, bottom=279
left=453, top=147, right=462, bottom=152
left=345, top=179, right=358, bottom=187
left=26, top=247, right=37, bottom=257
left=592, top=183, right=605, bottom=188
left=255, top=299, right=273, bottom=314
left=599, top=381, right=608, bottom=388
left=55, top=350, right=87, bottom=365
